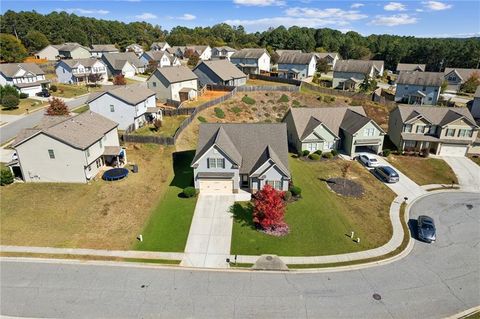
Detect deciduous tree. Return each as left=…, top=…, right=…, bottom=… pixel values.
left=113, top=74, right=126, bottom=85
left=0, top=33, right=27, bottom=62
left=46, top=97, right=69, bottom=116
left=87, top=73, right=103, bottom=87
left=461, top=72, right=480, bottom=93
left=252, top=184, right=286, bottom=231
left=24, top=30, right=49, bottom=53
left=316, top=57, right=330, bottom=74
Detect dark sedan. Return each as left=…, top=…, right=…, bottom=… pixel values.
left=418, top=215, right=436, bottom=243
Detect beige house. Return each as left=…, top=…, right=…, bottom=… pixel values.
left=388, top=105, right=479, bottom=156
left=146, top=66, right=198, bottom=103
left=444, top=68, right=480, bottom=92
left=8, top=112, right=125, bottom=183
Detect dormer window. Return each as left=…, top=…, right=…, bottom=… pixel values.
left=404, top=124, right=412, bottom=133
left=208, top=158, right=225, bottom=169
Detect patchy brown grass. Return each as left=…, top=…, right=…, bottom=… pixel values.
left=182, top=90, right=228, bottom=108
left=0, top=144, right=174, bottom=250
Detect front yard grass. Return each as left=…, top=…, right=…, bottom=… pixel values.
left=231, top=156, right=395, bottom=256
left=468, top=156, right=480, bottom=166
left=0, top=144, right=176, bottom=250
left=134, top=150, right=196, bottom=252
left=386, top=155, right=458, bottom=185
left=51, top=84, right=102, bottom=98
left=132, top=115, right=188, bottom=137
left=246, top=79, right=293, bottom=86
left=1, top=98, right=47, bottom=115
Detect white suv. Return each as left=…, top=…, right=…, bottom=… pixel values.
left=357, top=153, right=379, bottom=168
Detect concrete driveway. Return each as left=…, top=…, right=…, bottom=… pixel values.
left=2, top=192, right=478, bottom=319
left=442, top=156, right=480, bottom=191
left=181, top=194, right=235, bottom=268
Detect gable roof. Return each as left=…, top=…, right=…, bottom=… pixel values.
left=91, top=44, right=118, bottom=52
left=288, top=106, right=384, bottom=140
left=278, top=52, right=315, bottom=65
left=143, top=50, right=173, bottom=61
left=59, top=58, right=102, bottom=69
left=231, top=48, right=269, bottom=59
left=396, top=105, right=477, bottom=127
left=58, top=43, right=90, bottom=53
left=0, top=63, right=45, bottom=77
left=444, top=68, right=480, bottom=81
left=192, top=123, right=290, bottom=177
left=397, top=71, right=444, bottom=86
left=13, top=112, right=118, bottom=149
left=277, top=49, right=302, bottom=56
left=333, top=60, right=382, bottom=74
left=186, top=45, right=210, bottom=55
left=102, top=52, right=145, bottom=70
left=213, top=46, right=236, bottom=52
left=314, top=52, right=338, bottom=60
left=396, top=63, right=426, bottom=72
left=151, top=42, right=168, bottom=48
left=87, top=85, right=155, bottom=105
left=193, top=60, right=246, bottom=81
left=152, top=65, right=198, bottom=84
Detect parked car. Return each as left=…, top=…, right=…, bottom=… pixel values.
left=36, top=89, right=50, bottom=97
left=374, top=166, right=399, bottom=183
left=417, top=215, right=436, bottom=243
left=358, top=153, right=379, bottom=167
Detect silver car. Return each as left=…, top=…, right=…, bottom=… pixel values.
left=358, top=153, right=379, bottom=167
left=418, top=215, right=436, bottom=243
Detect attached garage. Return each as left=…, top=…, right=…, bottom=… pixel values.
left=439, top=144, right=468, bottom=157
left=199, top=179, right=233, bottom=194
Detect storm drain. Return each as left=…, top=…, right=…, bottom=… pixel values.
left=466, top=204, right=473, bottom=210
left=372, top=293, right=382, bottom=301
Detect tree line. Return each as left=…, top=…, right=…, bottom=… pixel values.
left=1, top=10, right=479, bottom=71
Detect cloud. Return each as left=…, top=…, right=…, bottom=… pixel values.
left=350, top=3, right=364, bottom=9
left=135, top=12, right=157, bottom=20
left=225, top=7, right=368, bottom=30
left=58, top=8, right=109, bottom=15
left=384, top=2, right=406, bottom=11
left=371, top=14, right=417, bottom=26
left=179, top=13, right=196, bottom=20
left=422, top=1, right=452, bottom=10
left=233, top=0, right=285, bottom=6
left=416, top=8, right=424, bottom=12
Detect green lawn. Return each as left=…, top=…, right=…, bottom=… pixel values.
left=134, top=150, right=197, bottom=252
left=246, top=79, right=293, bottom=86
left=469, top=156, right=480, bottom=166
left=51, top=84, right=102, bottom=98
left=1, top=98, right=47, bottom=115
left=231, top=156, right=395, bottom=256
left=72, top=104, right=89, bottom=114
left=386, top=156, right=458, bottom=185
left=133, top=115, right=188, bottom=137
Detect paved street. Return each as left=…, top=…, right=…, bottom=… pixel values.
left=2, top=192, right=478, bottom=319
left=0, top=95, right=90, bottom=144
left=442, top=156, right=480, bottom=192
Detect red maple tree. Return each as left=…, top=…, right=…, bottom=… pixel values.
left=45, top=97, right=69, bottom=116
left=252, top=184, right=287, bottom=231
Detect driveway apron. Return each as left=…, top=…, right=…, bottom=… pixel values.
left=442, top=156, right=480, bottom=191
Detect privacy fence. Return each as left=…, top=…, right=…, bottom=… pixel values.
left=249, top=74, right=302, bottom=86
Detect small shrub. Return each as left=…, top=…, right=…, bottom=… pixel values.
left=214, top=107, right=225, bottom=119
left=1, top=95, right=19, bottom=109
left=302, top=150, right=310, bottom=156
left=323, top=152, right=334, bottom=159
left=382, top=149, right=391, bottom=157
left=292, top=100, right=301, bottom=107
left=331, top=149, right=338, bottom=156
left=330, top=96, right=336, bottom=102
left=251, top=107, right=258, bottom=111
left=230, top=106, right=242, bottom=114
left=283, top=191, right=292, bottom=201
left=242, top=95, right=256, bottom=105
left=183, top=186, right=197, bottom=198
left=290, top=186, right=302, bottom=196
left=317, top=95, right=323, bottom=102
left=264, top=113, right=270, bottom=117
left=153, top=119, right=162, bottom=131
left=297, top=150, right=303, bottom=158
left=272, top=106, right=277, bottom=111
left=264, top=119, right=272, bottom=123
left=308, top=153, right=321, bottom=160
left=197, top=116, right=207, bottom=123
left=314, top=150, right=322, bottom=156
left=278, top=94, right=289, bottom=103
left=0, top=169, right=14, bottom=186
left=19, top=93, right=28, bottom=99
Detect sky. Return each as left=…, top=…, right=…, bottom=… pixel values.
left=1, top=0, right=479, bottom=38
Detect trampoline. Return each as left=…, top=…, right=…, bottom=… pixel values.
left=102, top=168, right=129, bottom=181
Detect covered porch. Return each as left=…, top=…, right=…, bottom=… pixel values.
left=407, top=91, right=426, bottom=105
left=102, top=146, right=127, bottom=167
left=277, top=68, right=301, bottom=79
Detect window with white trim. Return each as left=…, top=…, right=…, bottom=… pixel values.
left=110, top=105, right=115, bottom=112
left=364, top=128, right=375, bottom=136
left=404, top=124, right=412, bottom=133
left=458, top=129, right=473, bottom=138
left=208, top=158, right=225, bottom=169
left=416, top=125, right=424, bottom=133
left=267, top=180, right=282, bottom=190
left=446, top=128, right=455, bottom=137
left=48, top=149, right=55, bottom=159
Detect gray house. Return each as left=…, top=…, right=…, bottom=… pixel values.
left=277, top=52, right=316, bottom=80
left=444, top=68, right=480, bottom=92
left=191, top=123, right=291, bottom=194
left=192, top=60, right=246, bottom=86
left=57, top=43, right=91, bottom=59
left=230, top=48, right=271, bottom=75
left=468, top=86, right=480, bottom=119
left=283, top=106, right=385, bottom=155
left=395, top=71, right=443, bottom=105
left=333, top=60, right=384, bottom=90
left=90, top=44, right=119, bottom=58
left=101, top=52, right=146, bottom=78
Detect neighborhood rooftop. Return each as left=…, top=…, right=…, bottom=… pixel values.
left=60, top=58, right=100, bottom=68
left=87, top=85, right=155, bottom=105
left=102, top=52, right=145, bottom=69
left=396, top=63, right=426, bottom=72
left=0, top=63, right=45, bottom=76
left=154, top=65, right=198, bottom=83
left=195, top=60, right=246, bottom=81
left=397, top=71, right=444, bottom=86
left=333, top=59, right=384, bottom=74
left=397, top=105, right=477, bottom=126
left=91, top=44, right=117, bottom=51
left=444, top=67, right=480, bottom=80
left=231, top=48, right=268, bottom=59
left=278, top=52, right=315, bottom=65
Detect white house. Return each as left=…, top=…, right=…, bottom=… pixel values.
left=147, top=66, right=198, bottom=103
left=90, top=44, right=119, bottom=58
left=101, top=52, right=146, bottom=78
left=87, top=85, right=157, bottom=130
left=230, top=48, right=271, bottom=75
left=184, top=45, right=212, bottom=61
left=125, top=43, right=144, bottom=56
left=55, top=58, right=108, bottom=85
left=211, top=46, right=237, bottom=61
left=0, top=63, right=50, bottom=96
left=139, top=50, right=180, bottom=68
left=150, top=42, right=170, bottom=51
left=8, top=112, right=124, bottom=183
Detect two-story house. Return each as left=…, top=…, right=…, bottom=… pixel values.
left=444, top=68, right=480, bottom=92
left=191, top=123, right=291, bottom=194
left=8, top=112, right=125, bottom=183
left=90, top=44, right=119, bottom=58
left=395, top=71, right=443, bottom=105
left=87, top=85, right=157, bottom=130
left=125, top=43, right=144, bottom=56
left=57, top=43, right=92, bottom=59
left=283, top=106, right=385, bottom=156
left=0, top=63, right=50, bottom=96
left=150, top=42, right=170, bottom=51
left=192, top=60, right=246, bottom=86
left=333, top=60, right=384, bottom=90
left=388, top=105, right=479, bottom=156
left=146, top=66, right=198, bottom=102
left=277, top=52, right=316, bottom=80
left=139, top=50, right=180, bottom=68
left=101, top=52, right=146, bottom=78
left=35, top=44, right=63, bottom=60
left=314, top=52, right=340, bottom=69
left=55, top=58, right=108, bottom=85
left=211, top=46, right=237, bottom=61
left=230, top=48, right=271, bottom=75
left=396, top=63, right=426, bottom=74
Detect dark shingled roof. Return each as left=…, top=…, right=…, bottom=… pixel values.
left=102, top=52, right=145, bottom=70
left=193, top=60, right=246, bottom=81
left=231, top=48, right=269, bottom=59
left=278, top=52, right=315, bottom=65
left=397, top=105, right=477, bottom=127
left=444, top=68, right=480, bottom=81
left=192, top=123, right=290, bottom=177
left=397, top=71, right=444, bottom=86
left=333, top=59, right=384, bottom=74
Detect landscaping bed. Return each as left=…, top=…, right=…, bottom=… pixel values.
left=386, top=155, right=458, bottom=185
left=230, top=156, right=395, bottom=256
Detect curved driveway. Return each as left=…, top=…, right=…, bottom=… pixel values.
left=1, top=192, right=479, bottom=319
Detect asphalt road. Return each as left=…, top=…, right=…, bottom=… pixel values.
left=0, top=95, right=90, bottom=145
left=1, top=192, right=479, bottom=319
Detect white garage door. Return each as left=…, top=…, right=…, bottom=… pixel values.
left=199, top=179, right=233, bottom=194
left=439, top=144, right=467, bottom=157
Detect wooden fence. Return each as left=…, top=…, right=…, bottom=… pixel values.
left=249, top=74, right=302, bottom=86
left=122, top=134, right=175, bottom=145
left=237, top=85, right=300, bottom=93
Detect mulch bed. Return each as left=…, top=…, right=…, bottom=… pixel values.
left=325, top=178, right=364, bottom=197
